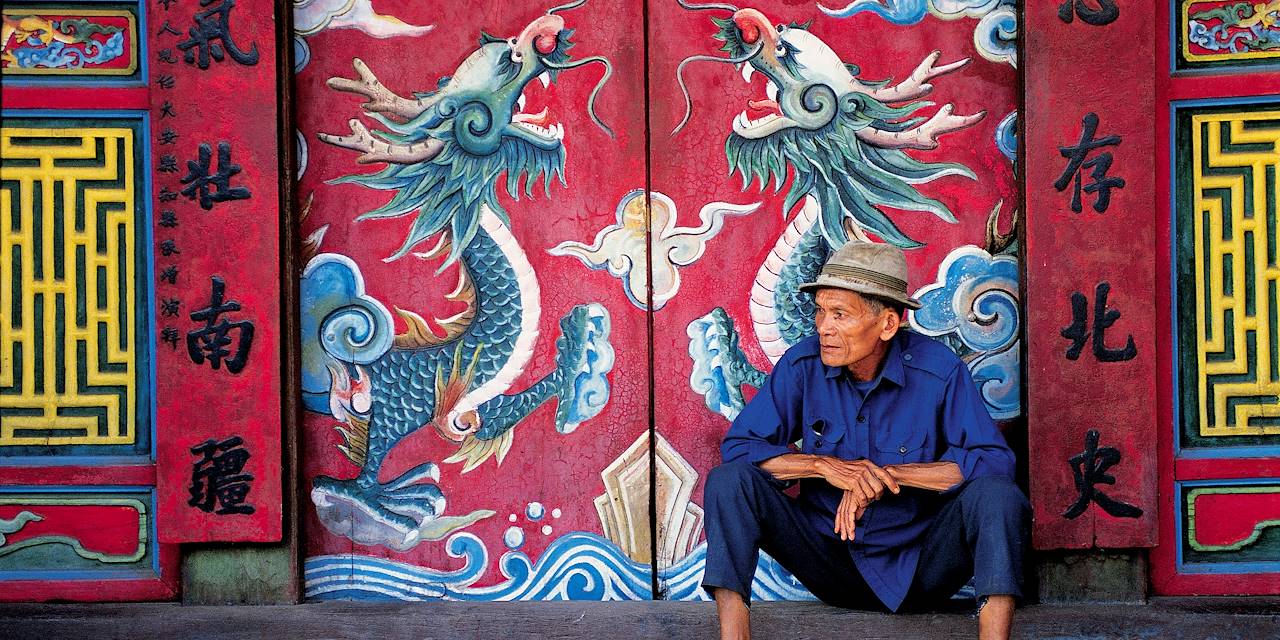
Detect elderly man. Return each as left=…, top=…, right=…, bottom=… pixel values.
left=701, top=241, right=1029, bottom=640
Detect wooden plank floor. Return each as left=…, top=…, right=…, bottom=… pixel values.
left=2, top=599, right=1278, bottom=639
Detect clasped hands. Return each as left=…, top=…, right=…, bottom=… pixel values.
left=815, top=457, right=900, bottom=542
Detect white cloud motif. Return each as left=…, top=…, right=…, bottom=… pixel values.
left=550, top=191, right=758, bottom=311
left=294, top=0, right=434, bottom=39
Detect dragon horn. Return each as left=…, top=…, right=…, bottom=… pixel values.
left=677, top=0, right=740, bottom=12
left=547, top=0, right=587, bottom=14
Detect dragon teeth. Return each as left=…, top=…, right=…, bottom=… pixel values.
left=517, top=93, right=527, bottom=112
left=741, top=63, right=754, bottom=84
left=766, top=80, right=778, bottom=101
left=538, top=72, right=550, bottom=88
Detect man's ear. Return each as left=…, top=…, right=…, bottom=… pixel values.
left=879, top=309, right=902, bottom=341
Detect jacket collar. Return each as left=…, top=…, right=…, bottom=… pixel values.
left=821, top=332, right=907, bottom=387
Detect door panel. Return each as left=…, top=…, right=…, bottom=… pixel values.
left=1153, top=1, right=1280, bottom=594
left=647, top=1, right=1020, bottom=598
left=293, top=1, right=653, bottom=599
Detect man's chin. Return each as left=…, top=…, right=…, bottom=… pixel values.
left=819, top=352, right=847, bottom=369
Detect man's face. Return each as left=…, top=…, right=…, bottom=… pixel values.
left=813, top=288, right=899, bottom=373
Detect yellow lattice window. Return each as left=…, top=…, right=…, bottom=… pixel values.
left=1190, top=110, right=1280, bottom=438
left=0, top=125, right=139, bottom=446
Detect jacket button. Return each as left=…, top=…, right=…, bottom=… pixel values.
left=899, top=446, right=907, bottom=453
left=815, top=439, right=824, bottom=448
left=903, top=353, right=913, bottom=361
left=857, top=416, right=866, bottom=423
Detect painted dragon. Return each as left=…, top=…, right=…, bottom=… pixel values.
left=301, top=2, right=616, bottom=550
left=674, top=2, right=987, bottom=418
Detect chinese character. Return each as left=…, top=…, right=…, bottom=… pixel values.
left=159, top=265, right=179, bottom=284
left=1061, top=281, right=1137, bottom=362
left=158, top=48, right=177, bottom=64
left=160, top=210, right=179, bottom=227
left=160, top=239, right=180, bottom=256
left=1058, top=0, right=1119, bottom=26
left=158, top=154, right=178, bottom=173
left=180, top=141, right=251, bottom=210
left=159, top=187, right=179, bottom=202
left=157, top=20, right=182, bottom=37
left=1054, top=113, right=1125, bottom=213
left=160, top=128, right=179, bottom=145
left=160, top=101, right=177, bottom=118
left=177, top=0, right=260, bottom=70
left=160, top=298, right=181, bottom=317
left=188, top=436, right=255, bottom=515
left=187, top=276, right=254, bottom=374
left=1063, top=429, right=1142, bottom=519
left=157, top=74, right=176, bottom=89
left=161, top=326, right=181, bottom=349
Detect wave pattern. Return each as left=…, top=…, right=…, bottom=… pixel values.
left=305, top=533, right=815, bottom=601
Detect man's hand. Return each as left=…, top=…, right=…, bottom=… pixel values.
left=815, top=457, right=900, bottom=503
left=834, top=489, right=869, bottom=541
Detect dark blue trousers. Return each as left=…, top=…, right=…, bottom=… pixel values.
left=700, top=461, right=1029, bottom=611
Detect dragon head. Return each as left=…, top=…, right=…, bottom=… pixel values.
left=674, top=2, right=984, bottom=249
left=320, top=0, right=613, bottom=262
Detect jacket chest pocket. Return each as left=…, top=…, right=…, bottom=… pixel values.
left=803, top=415, right=846, bottom=455
left=872, top=424, right=928, bottom=464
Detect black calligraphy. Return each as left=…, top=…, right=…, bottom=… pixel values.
left=180, top=141, right=251, bottom=210
left=188, top=436, right=255, bottom=515
left=1055, top=113, right=1125, bottom=214
left=177, top=0, right=260, bottom=69
left=1061, top=281, right=1137, bottom=362
left=187, top=276, right=254, bottom=374
left=161, top=326, right=181, bottom=349
left=1057, top=0, right=1119, bottom=26
left=1063, top=429, right=1142, bottom=519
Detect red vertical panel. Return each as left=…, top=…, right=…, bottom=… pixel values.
left=1024, top=1, right=1158, bottom=548
left=649, top=1, right=1019, bottom=595
left=152, top=0, right=283, bottom=542
left=295, top=2, right=652, bottom=598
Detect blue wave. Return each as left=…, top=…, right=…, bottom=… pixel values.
left=305, top=532, right=815, bottom=601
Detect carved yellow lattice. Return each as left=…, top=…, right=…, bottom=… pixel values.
left=0, top=127, right=137, bottom=445
left=1191, top=110, right=1280, bottom=437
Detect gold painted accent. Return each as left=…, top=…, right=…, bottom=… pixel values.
left=1, top=10, right=139, bottom=76
left=595, top=430, right=703, bottom=567
left=1185, top=486, right=1280, bottom=552
left=1190, top=110, right=1280, bottom=437
left=0, top=496, right=147, bottom=563
left=0, top=126, right=138, bottom=445
left=1182, top=1, right=1280, bottom=63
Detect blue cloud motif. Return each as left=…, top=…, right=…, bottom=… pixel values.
left=910, top=246, right=1020, bottom=419
left=995, top=111, right=1016, bottom=164
left=819, top=0, right=1017, bottom=67
left=300, top=253, right=395, bottom=414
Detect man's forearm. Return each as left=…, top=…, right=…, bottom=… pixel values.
left=757, top=453, right=826, bottom=481
left=884, top=461, right=964, bottom=492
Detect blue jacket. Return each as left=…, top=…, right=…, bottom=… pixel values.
left=721, top=331, right=1016, bottom=610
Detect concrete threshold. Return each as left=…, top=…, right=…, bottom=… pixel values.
left=2, top=598, right=1278, bottom=639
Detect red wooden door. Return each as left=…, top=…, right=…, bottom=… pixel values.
left=1151, top=1, right=1280, bottom=595
left=1, top=0, right=285, bottom=601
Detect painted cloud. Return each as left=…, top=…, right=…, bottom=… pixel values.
left=294, top=0, right=434, bottom=38
left=910, top=246, right=1021, bottom=420
left=293, top=0, right=433, bottom=72
left=818, top=0, right=1017, bottom=67
left=550, top=191, right=758, bottom=311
